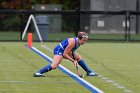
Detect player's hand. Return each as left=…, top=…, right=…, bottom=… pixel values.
left=73, top=60, right=78, bottom=66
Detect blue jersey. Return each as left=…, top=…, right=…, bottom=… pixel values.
left=54, top=37, right=79, bottom=55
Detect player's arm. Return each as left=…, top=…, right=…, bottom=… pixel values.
left=63, top=38, right=76, bottom=63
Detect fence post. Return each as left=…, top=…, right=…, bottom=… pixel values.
left=125, top=11, right=131, bottom=41
left=136, top=0, right=139, bottom=34
left=75, top=7, right=80, bottom=37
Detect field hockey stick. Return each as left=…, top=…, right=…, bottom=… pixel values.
left=72, top=52, right=84, bottom=78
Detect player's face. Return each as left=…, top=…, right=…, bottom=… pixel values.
left=79, top=38, right=88, bottom=45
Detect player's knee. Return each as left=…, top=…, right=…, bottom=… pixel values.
left=77, top=56, right=82, bottom=61
left=75, top=54, right=82, bottom=61
left=77, top=58, right=82, bottom=62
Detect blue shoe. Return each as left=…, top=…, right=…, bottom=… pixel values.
left=87, top=71, right=98, bottom=76
left=33, top=73, right=45, bottom=77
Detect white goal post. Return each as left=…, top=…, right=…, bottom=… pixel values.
left=22, top=14, right=43, bottom=42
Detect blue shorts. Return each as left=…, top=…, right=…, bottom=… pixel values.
left=53, top=44, right=64, bottom=55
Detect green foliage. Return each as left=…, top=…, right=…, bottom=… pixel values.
left=2, top=15, right=21, bottom=31
left=30, top=0, right=40, bottom=4
left=61, top=0, right=71, bottom=10
left=30, top=0, right=72, bottom=10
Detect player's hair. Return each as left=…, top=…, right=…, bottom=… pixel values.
left=77, top=32, right=88, bottom=39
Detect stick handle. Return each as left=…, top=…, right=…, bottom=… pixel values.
left=72, top=52, right=81, bottom=76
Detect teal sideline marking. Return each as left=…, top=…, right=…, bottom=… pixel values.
left=29, top=46, right=103, bottom=93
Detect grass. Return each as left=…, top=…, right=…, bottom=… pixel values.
left=0, top=32, right=20, bottom=40
left=0, top=31, right=140, bottom=41
left=0, top=42, right=140, bottom=93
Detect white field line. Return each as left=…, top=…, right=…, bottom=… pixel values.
left=41, top=44, right=134, bottom=93
left=98, top=71, right=133, bottom=92
left=33, top=45, right=103, bottom=93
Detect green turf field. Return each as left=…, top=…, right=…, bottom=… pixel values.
left=0, top=31, right=140, bottom=41
left=0, top=42, right=139, bottom=93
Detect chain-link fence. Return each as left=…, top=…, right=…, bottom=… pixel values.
left=80, top=0, right=140, bottom=41
left=0, top=0, right=140, bottom=41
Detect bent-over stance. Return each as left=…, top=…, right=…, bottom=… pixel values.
left=33, top=32, right=97, bottom=77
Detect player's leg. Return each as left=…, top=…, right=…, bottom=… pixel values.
left=74, top=53, right=97, bottom=76
left=33, top=55, right=63, bottom=77
left=51, top=55, right=63, bottom=69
